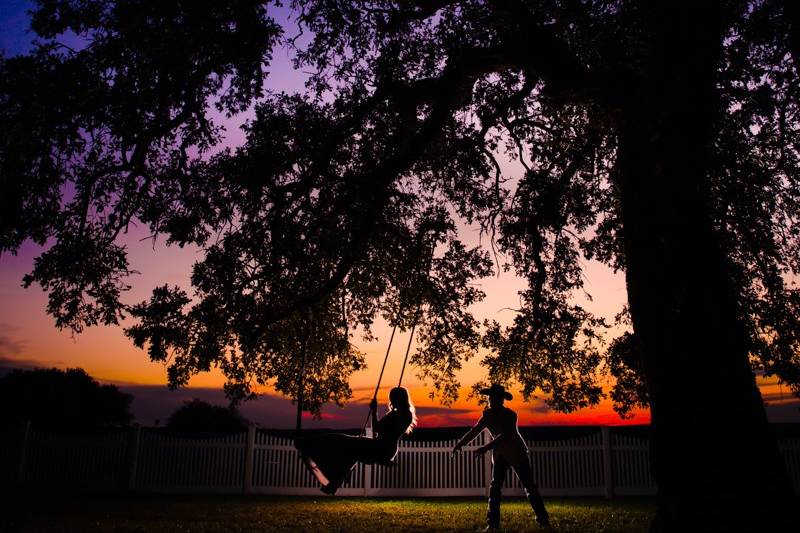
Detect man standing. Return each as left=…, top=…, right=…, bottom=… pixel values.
left=452, top=384, right=550, bottom=530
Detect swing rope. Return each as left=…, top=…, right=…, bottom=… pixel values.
left=364, top=245, right=432, bottom=433
left=362, top=323, right=397, bottom=432
left=397, top=301, right=423, bottom=387
left=372, top=324, right=398, bottom=401
left=362, top=301, right=424, bottom=433
left=295, top=309, right=313, bottom=433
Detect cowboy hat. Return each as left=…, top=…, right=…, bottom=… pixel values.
left=479, top=384, right=513, bottom=401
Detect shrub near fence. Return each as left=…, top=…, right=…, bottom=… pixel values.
left=1, top=425, right=799, bottom=497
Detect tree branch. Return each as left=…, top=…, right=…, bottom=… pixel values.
left=784, top=0, right=800, bottom=70
left=489, top=0, right=617, bottom=105
left=254, top=43, right=515, bottom=328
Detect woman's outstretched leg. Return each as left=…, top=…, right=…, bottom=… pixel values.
left=295, top=433, right=373, bottom=494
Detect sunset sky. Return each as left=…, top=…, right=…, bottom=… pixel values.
left=1, top=1, right=797, bottom=429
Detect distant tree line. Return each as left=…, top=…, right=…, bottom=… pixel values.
left=0, top=367, right=246, bottom=431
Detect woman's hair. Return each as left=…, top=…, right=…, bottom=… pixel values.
left=388, top=386, right=417, bottom=434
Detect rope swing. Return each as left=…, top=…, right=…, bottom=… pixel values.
left=362, top=300, right=423, bottom=433
left=295, top=309, right=313, bottom=433
left=397, top=301, right=423, bottom=387
left=296, top=239, right=433, bottom=437
left=372, top=324, right=398, bottom=403
left=365, top=242, right=433, bottom=432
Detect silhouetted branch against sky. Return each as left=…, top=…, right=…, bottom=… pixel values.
left=1, top=1, right=798, bottom=428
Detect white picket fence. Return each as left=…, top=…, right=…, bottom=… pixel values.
left=2, top=425, right=799, bottom=497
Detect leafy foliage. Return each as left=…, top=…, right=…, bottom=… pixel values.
left=2, top=0, right=799, bottom=418
left=713, top=1, right=800, bottom=397
left=2, top=0, right=280, bottom=330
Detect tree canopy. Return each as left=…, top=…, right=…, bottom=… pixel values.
left=0, top=367, right=133, bottom=429
left=2, top=0, right=799, bottom=419
left=5, top=1, right=800, bottom=526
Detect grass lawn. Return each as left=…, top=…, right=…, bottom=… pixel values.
left=2, top=494, right=656, bottom=533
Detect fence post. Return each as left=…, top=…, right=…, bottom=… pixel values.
left=17, top=420, right=31, bottom=486
left=602, top=426, right=614, bottom=499
left=243, top=424, right=256, bottom=494
left=128, top=424, right=141, bottom=492
left=483, top=429, right=492, bottom=497
left=364, top=426, right=373, bottom=496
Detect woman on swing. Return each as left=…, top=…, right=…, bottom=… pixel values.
left=295, top=386, right=417, bottom=494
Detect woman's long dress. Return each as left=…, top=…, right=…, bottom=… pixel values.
left=295, top=409, right=412, bottom=493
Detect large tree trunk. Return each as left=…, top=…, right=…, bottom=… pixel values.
left=615, top=3, right=794, bottom=530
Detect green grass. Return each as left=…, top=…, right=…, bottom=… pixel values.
left=2, top=494, right=656, bottom=532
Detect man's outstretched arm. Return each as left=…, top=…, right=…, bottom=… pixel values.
left=452, top=417, right=486, bottom=454
left=482, top=433, right=503, bottom=450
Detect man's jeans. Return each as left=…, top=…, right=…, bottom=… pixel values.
left=487, top=455, right=549, bottom=528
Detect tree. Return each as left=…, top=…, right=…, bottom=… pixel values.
left=166, top=399, right=248, bottom=433
left=2, top=1, right=799, bottom=528
left=0, top=367, right=133, bottom=429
